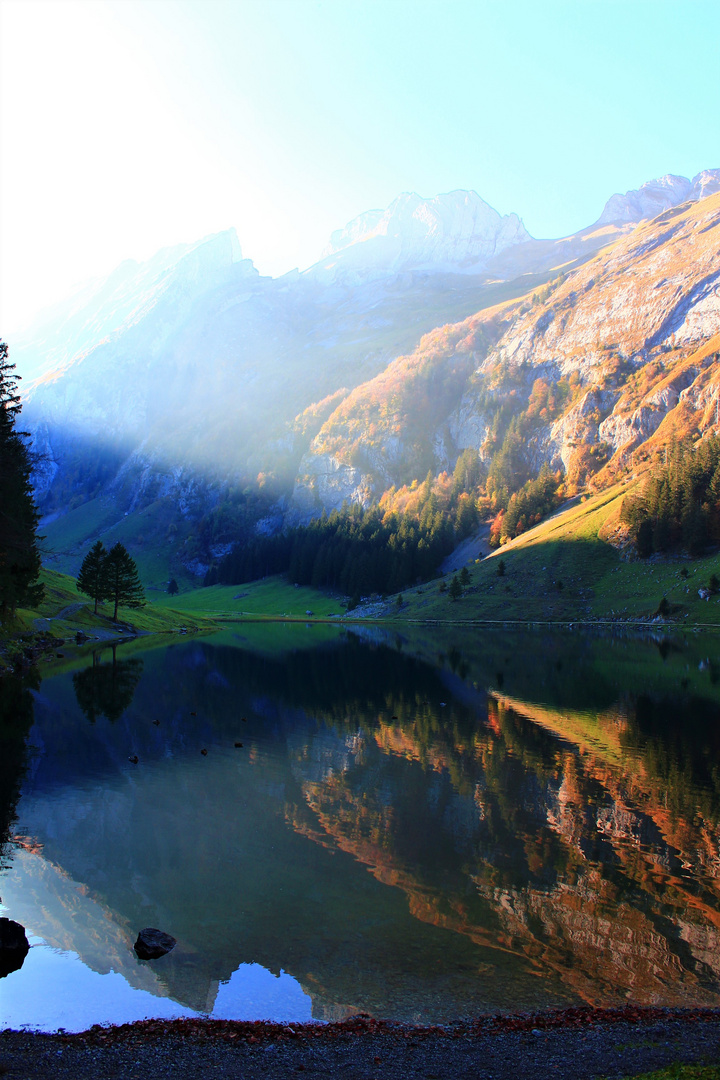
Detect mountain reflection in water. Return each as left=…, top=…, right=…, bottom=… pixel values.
left=2, top=626, right=720, bottom=1028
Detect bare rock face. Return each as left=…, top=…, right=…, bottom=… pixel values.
left=0, top=917, right=30, bottom=978
left=312, top=189, right=532, bottom=283
left=547, top=388, right=619, bottom=471
left=290, top=452, right=374, bottom=522
left=597, top=169, right=720, bottom=225
left=134, top=927, right=177, bottom=960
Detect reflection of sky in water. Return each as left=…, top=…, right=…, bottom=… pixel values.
left=0, top=936, right=312, bottom=1032
left=212, top=964, right=312, bottom=1021
left=0, top=936, right=196, bottom=1032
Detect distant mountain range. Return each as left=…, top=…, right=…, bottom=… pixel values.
left=12, top=168, right=720, bottom=584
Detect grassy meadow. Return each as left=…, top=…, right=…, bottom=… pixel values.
left=388, top=483, right=720, bottom=629
left=150, top=576, right=349, bottom=621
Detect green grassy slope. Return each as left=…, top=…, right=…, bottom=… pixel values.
left=41, top=497, right=195, bottom=590
left=380, top=484, right=720, bottom=628
left=13, top=569, right=213, bottom=641
left=152, top=577, right=349, bottom=621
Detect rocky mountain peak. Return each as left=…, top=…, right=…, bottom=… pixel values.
left=309, top=189, right=532, bottom=282
left=597, top=169, right=720, bottom=225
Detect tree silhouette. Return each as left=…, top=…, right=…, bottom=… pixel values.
left=0, top=341, right=43, bottom=617
left=77, top=540, right=108, bottom=613
left=104, top=543, right=145, bottom=620
left=0, top=673, right=36, bottom=870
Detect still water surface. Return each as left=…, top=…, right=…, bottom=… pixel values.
left=2, top=623, right=720, bottom=1030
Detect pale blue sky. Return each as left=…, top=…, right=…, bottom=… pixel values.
left=1, top=0, right=718, bottom=329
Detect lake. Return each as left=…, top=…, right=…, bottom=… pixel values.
left=2, top=623, right=720, bottom=1031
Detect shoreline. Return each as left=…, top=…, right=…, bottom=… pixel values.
left=2, top=1007, right=719, bottom=1079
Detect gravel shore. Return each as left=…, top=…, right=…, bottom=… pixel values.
left=1, top=1008, right=719, bottom=1079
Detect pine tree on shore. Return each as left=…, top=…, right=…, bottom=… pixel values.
left=77, top=540, right=109, bottom=614
left=0, top=340, right=44, bottom=618
left=104, top=543, right=145, bottom=621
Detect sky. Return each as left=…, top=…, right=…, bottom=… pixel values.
left=1, top=0, right=718, bottom=331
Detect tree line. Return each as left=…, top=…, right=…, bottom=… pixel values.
left=621, top=436, right=720, bottom=556
left=205, top=497, right=473, bottom=601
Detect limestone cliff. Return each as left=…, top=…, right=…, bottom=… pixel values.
left=294, top=190, right=720, bottom=514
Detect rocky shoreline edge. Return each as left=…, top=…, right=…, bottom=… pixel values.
left=2, top=1007, right=719, bottom=1079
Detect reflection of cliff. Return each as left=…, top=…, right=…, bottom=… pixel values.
left=16, top=734, right=552, bottom=1020
left=290, top=695, right=720, bottom=1007
left=0, top=847, right=177, bottom=999
left=491, top=693, right=720, bottom=886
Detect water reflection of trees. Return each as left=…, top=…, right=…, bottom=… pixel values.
left=0, top=674, right=36, bottom=869
left=72, top=646, right=143, bottom=723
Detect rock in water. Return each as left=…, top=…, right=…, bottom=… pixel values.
left=0, top=917, right=30, bottom=978
left=134, top=928, right=177, bottom=960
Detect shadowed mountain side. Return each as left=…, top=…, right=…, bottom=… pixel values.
left=28, top=269, right=566, bottom=583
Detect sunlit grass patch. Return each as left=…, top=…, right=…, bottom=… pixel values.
left=389, top=482, right=720, bottom=628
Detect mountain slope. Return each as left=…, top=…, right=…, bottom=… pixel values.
left=14, top=168, right=720, bottom=582
left=292, top=190, right=720, bottom=517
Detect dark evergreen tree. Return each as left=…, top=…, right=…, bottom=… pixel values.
left=77, top=540, right=108, bottom=613
left=448, top=575, right=462, bottom=601
left=167, top=578, right=179, bottom=596
left=104, top=543, right=145, bottom=620
left=635, top=518, right=653, bottom=558
left=0, top=340, right=43, bottom=617
left=621, top=436, right=720, bottom=556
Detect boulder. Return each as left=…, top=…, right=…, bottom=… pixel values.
left=134, top=927, right=177, bottom=960
left=0, top=917, right=30, bottom=978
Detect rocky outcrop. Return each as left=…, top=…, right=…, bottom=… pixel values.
left=289, top=453, right=375, bottom=523
left=134, top=927, right=177, bottom=960
left=0, top=917, right=29, bottom=978
left=544, top=389, right=617, bottom=469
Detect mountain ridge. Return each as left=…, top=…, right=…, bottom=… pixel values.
left=12, top=167, right=720, bottom=584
